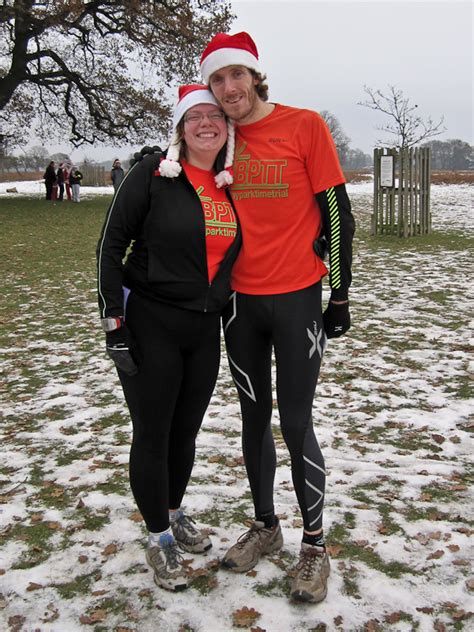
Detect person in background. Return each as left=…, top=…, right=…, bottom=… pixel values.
left=200, top=32, right=355, bottom=604
left=64, top=164, right=72, bottom=201
left=96, top=85, right=240, bottom=592
left=111, top=158, right=125, bottom=192
left=69, top=166, right=83, bottom=202
left=43, top=161, right=56, bottom=200
left=57, top=163, right=65, bottom=201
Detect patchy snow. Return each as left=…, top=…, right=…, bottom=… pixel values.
left=1, top=182, right=473, bottom=631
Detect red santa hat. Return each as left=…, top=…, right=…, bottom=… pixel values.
left=159, top=84, right=234, bottom=187
left=200, top=32, right=260, bottom=84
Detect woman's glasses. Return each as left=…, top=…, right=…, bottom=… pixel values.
left=184, top=111, right=226, bottom=124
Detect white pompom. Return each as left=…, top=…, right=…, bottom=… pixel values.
left=214, top=169, right=233, bottom=188
left=159, top=159, right=182, bottom=178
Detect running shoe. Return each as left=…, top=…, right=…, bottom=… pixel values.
left=170, top=510, right=212, bottom=553
left=290, top=543, right=330, bottom=603
left=146, top=532, right=188, bottom=591
left=221, top=519, right=283, bottom=572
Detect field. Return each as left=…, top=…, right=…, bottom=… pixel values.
left=1, top=183, right=473, bottom=631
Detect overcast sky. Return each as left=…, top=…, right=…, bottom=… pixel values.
left=47, top=0, right=472, bottom=162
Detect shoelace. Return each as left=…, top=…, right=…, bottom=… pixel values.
left=235, top=525, right=265, bottom=550
left=175, top=513, right=199, bottom=537
left=297, top=549, right=323, bottom=581
left=159, top=540, right=184, bottom=571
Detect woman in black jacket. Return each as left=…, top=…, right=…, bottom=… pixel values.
left=43, top=161, right=56, bottom=200
left=96, top=85, right=239, bottom=592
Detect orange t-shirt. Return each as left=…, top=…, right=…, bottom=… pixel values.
left=182, top=160, right=237, bottom=282
left=230, top=104, right=345, bottom=294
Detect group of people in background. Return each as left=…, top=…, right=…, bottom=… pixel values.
left=43, top=157, right=125, bottom=202
left=43, top=161, right=83, bottom=202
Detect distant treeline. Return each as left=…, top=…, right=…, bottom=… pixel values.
left=0, top=138, right=472, bottom=174
left=421, top=139, right=473, bottom=170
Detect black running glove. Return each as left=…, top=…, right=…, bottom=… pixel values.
left=323, top=301, right=351, bottom=339
left=313, top=235, right=328, bottom=260
left=106, top=326, right=138, bottom=376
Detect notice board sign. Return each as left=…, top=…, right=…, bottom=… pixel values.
left=380, top=155, right=394, bottom=187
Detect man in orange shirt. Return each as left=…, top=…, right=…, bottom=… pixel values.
left=201, top=32, right=355, bottom=604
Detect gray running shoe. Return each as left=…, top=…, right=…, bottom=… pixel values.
left=290, top=543, right=330, bottom=603
left=170, top=510, right=212, bottom=553
left=146, top=533, right=188, bottom=592
left=221, top=519, right=283, bottom=573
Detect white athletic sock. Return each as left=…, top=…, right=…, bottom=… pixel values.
left=148, top=527, right=172, bottom=548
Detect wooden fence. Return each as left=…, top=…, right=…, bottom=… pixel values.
left=79, top=163, right=107, bottom=186
left=372, top=147, right=431, bottom=236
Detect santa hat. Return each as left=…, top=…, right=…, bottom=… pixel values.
left=159, top=84, right=234, bottom=187
left=200, top=32, right=260, bottom=85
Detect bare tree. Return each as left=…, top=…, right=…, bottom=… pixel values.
left=0, top=0, right=233, bottom=147
left=359, top=85, right=446, bottom=148
left=320, top=110, right=350, bottom=164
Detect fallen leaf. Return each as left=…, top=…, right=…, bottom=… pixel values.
left=431, top=433, right=445, bottom=444
left=26, top=582, right=42, bottom=591
left=326, top=544, right=344, bottom=557
left=465, top=579, right=474, bottom=591
left=91, top=590, right=108, bottom=596
left=102, top=543, right=118, bottom=556
left=451, top=610, right=472, bottom=621
left=129, top=511, right=143, bottom=523
left=78, top=555, right=88, bottom=564
left=416, top=606, right=434, bottom=614
left=79, top=609, right=107, bottom=624
left=427, top=550, right=444, bottom=560
left=334, top=616, right=344, bottom=626
left=8, top=615, right=26, bottom=630
left=76, top=498, right=85, bottom=509
left=433, top=621, right=446, bottom=632
left=364, top=619, right=381, bottom=631
left=47, top=521, right=61, bottom=530
left=232, top=607, right=261, bottom=628
left=447, top=544, right=460, bottom=552
left=208, top=455, right=224, bottom=463
left=246, top=569, right=257, bottom=577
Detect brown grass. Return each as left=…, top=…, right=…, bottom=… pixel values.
left=0, top=171, right=43, bottom=182
left=344, top=170, right=473, bottom=185
left=430, top=171, right=474, bottom=185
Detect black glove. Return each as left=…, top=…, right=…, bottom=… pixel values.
left=313, top=235, right=328, bottom=260
left=105, top=325, right=138, bottom=376
left=323, top=301, right=351, bottom=339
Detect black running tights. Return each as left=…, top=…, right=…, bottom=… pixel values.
left=117, top=292, right=220, bottom=533
left=222, top=283, right=326, bottom=532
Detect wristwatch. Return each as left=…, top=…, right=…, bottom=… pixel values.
left=101, top=316, right=124, bottom=332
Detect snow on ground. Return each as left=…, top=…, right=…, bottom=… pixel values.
left=0, top=182, right=473, bottom=631
left=0, top=179, right=114, bottom=198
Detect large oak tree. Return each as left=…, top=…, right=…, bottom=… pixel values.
left=0, top=0, right=233, bottom=148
